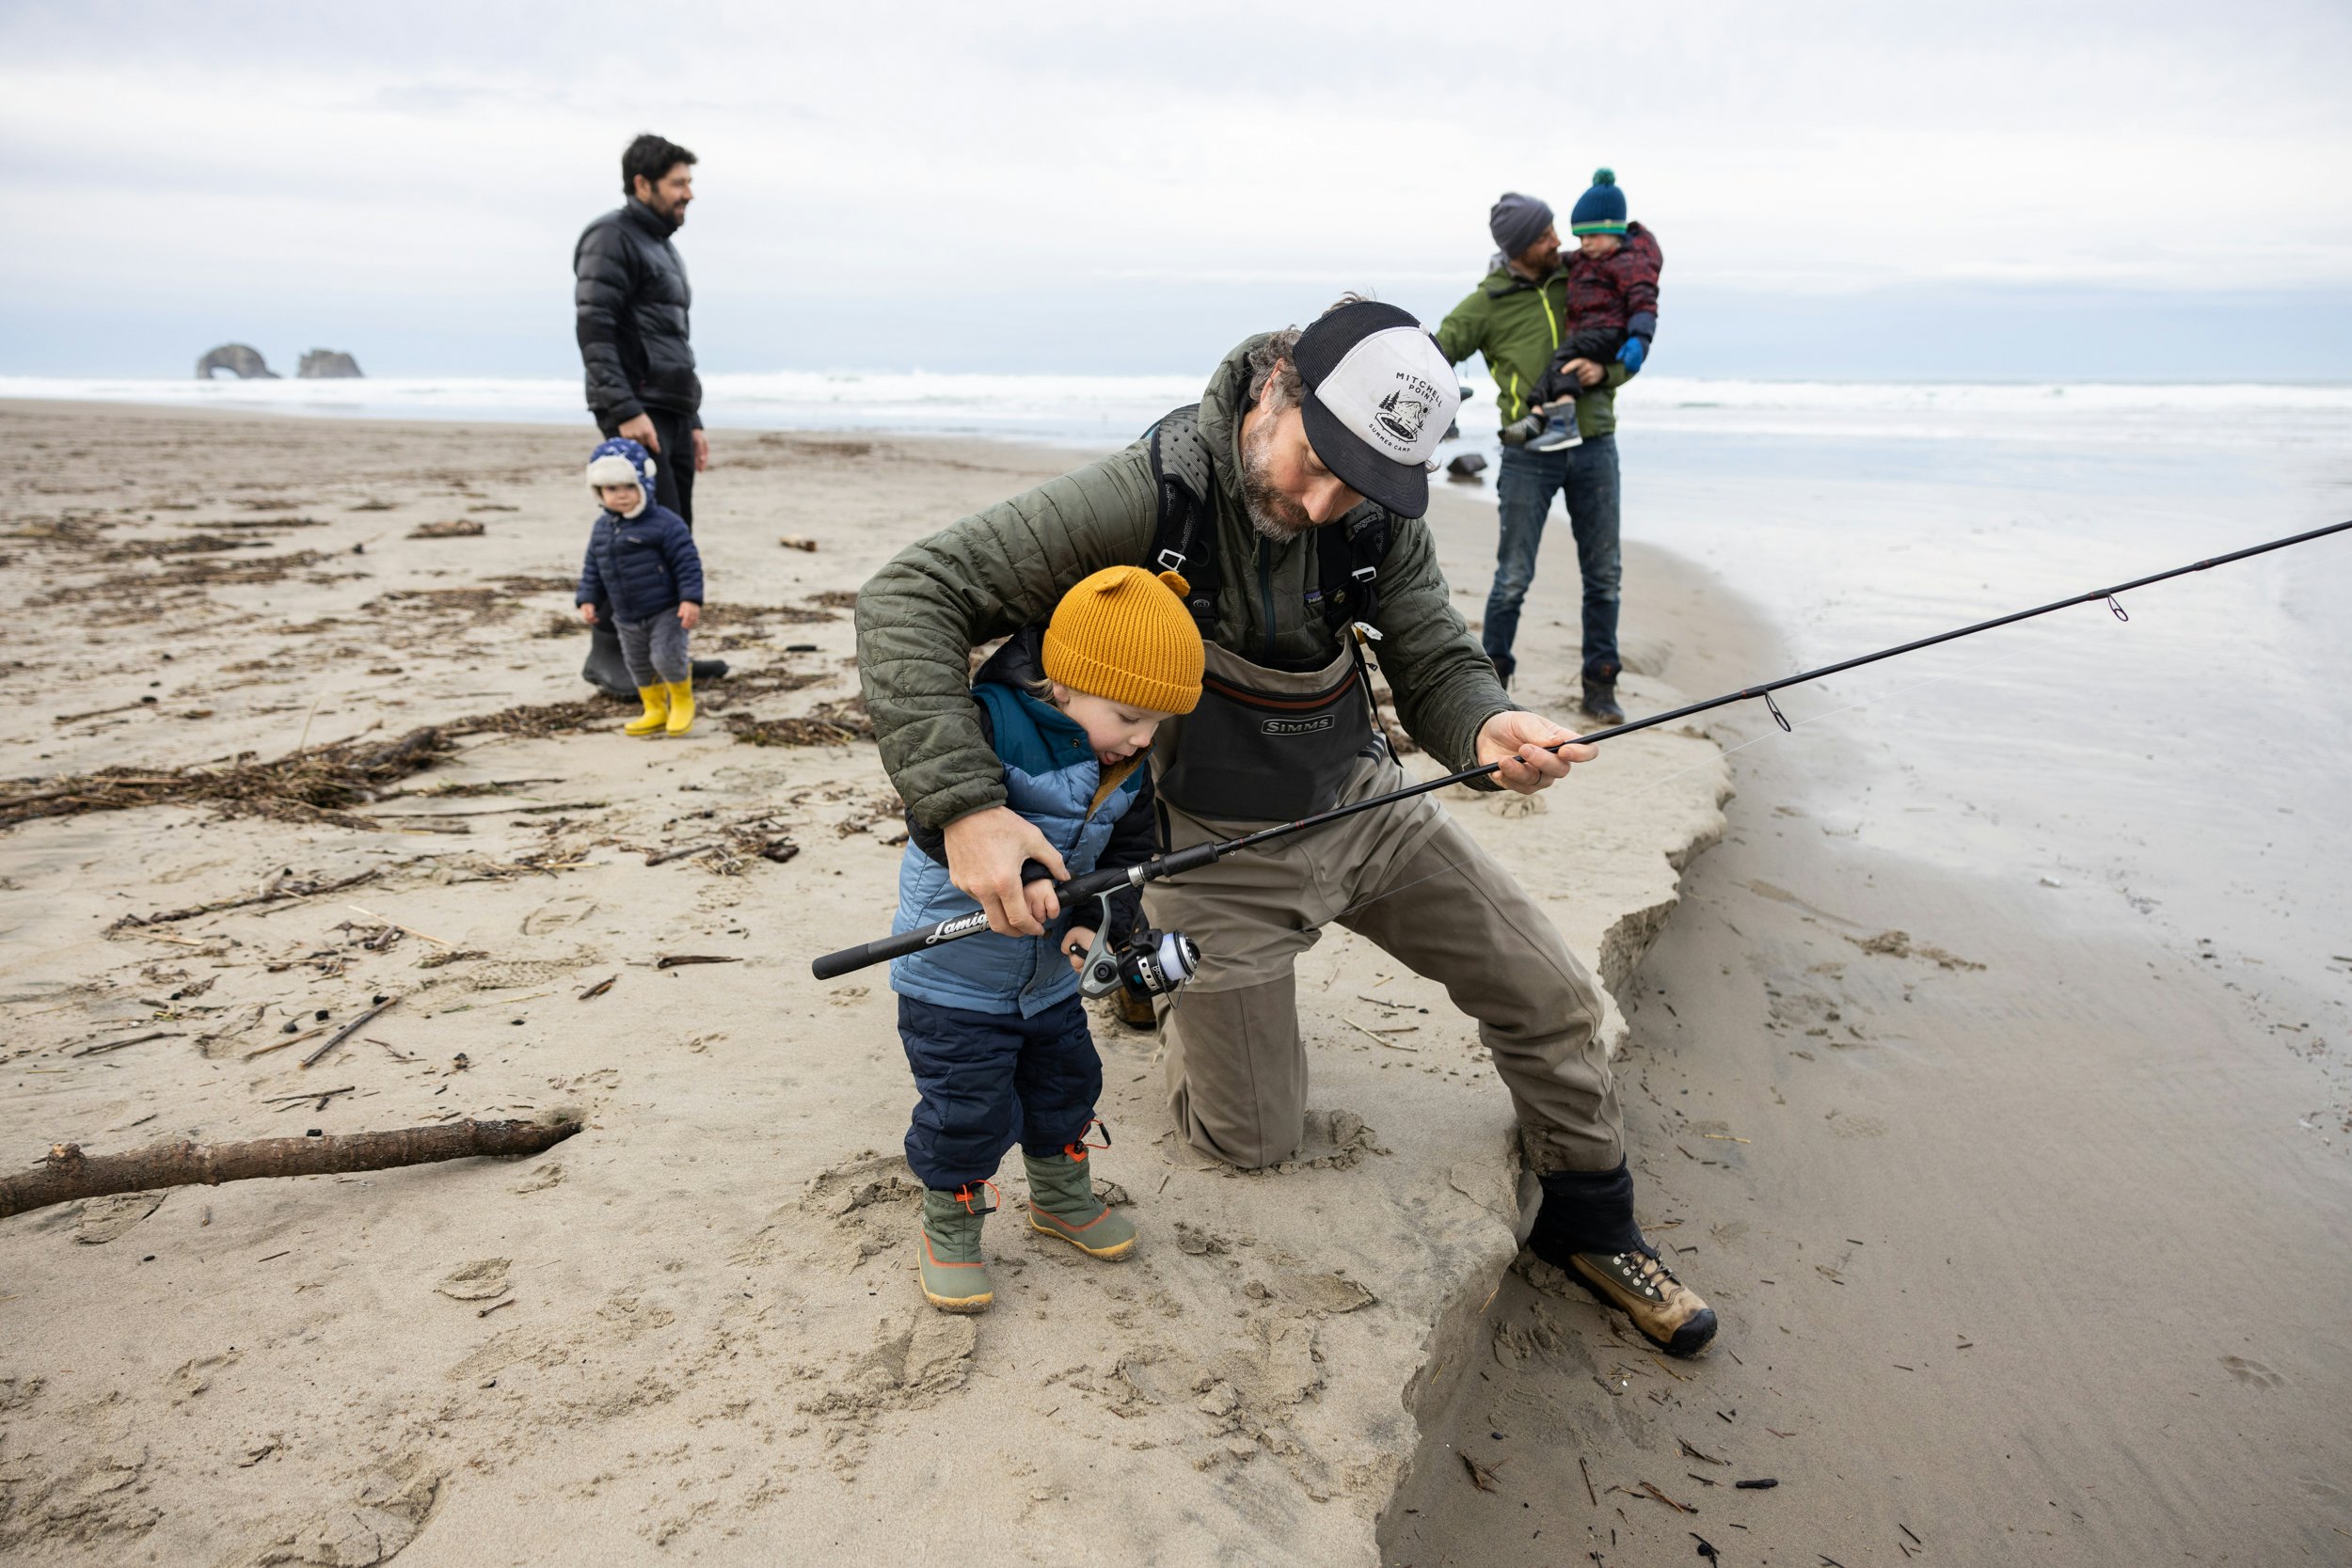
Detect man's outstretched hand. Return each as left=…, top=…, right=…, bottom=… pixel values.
left=942, top=806, right=1072, bottom=936
left=1476, top=709, right=1597, bottom=794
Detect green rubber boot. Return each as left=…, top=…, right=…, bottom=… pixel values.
left=917, top=1185, right=995, bottom=1313
left=1023, top=1143, right=1136, bottom=1260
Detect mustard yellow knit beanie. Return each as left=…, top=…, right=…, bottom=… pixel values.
left=1041, top=566, right=1203, bottom=716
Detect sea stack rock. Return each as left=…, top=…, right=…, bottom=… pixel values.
left=297, top=349, right=364, bottom=379
left=196, top=343, right=278, bottom=380
left=1445, top=452, right=1488, bottom=483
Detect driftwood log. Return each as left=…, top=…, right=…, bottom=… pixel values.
left=0, top=1117, right=580, bottom=1222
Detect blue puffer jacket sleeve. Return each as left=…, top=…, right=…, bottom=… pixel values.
left=577, top=519, right=608, bottom=608
left=661, top=515, right=706, bottom=605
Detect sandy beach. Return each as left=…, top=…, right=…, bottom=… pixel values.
left=0, top=400, right=1734, bottom=1565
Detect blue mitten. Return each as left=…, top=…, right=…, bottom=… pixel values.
left=1616, top=337, right=1647, bottom=374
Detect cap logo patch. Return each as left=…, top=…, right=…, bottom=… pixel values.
left=1375, top=385, right=1435, bottom=447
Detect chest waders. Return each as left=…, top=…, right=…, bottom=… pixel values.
left=1141, top=404, right=1395, bottom=823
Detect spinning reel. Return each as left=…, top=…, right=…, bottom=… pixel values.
left=1072, top=894, right=1199, bottom=1002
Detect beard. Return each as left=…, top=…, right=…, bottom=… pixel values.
left=1239, top=409, right=1313, bottom=541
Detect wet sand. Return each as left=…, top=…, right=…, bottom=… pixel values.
left=1385, top=465, right=2352, bottom=1561
left=0, top=400, right=1733, bottom=1565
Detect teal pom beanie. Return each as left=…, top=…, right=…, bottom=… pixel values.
left=1569, top=167, right=1629, bottom=236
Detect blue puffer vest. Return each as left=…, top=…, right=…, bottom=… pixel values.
left=890, top=681, right=1145, bottom=1017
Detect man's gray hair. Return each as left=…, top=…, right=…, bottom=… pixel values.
left=1247, top=293, right=1375, bottom=410
left=1246, top=329, right=1304, bottom=410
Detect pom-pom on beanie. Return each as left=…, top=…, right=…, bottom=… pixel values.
left=1488, top=191, right=1556, bottom=262
left=584, top=436, right=657, bottom=519
left=1569, top=167, right=1629, bottom=236
left=1041, top=566, right=1203, bottom=717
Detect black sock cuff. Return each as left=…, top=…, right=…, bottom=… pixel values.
left=1533, top=1160, right=1643, bottom=1256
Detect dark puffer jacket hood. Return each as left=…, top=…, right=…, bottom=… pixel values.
left=573, top=198, right=701, bottom=426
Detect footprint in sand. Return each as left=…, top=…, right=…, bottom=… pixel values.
left=1824, top=1109, right=1888, bottom=1139
left=74, top=1190, right=166, bottom=1244
left=520, top=896, right=598, bottom=936
left=436, top=1258, right=513, bottom=1303
left=2220, top=1354, right=2284, bottom=1388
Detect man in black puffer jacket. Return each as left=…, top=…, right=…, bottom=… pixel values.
left=574, top=133, right=723, bottom=695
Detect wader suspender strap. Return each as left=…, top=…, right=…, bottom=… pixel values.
left=1147, top=404, right=1223, bottom=635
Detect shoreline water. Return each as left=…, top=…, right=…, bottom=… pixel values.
left=1384, top=396, right=2352, bottom=1563
left=6, top=373, right=2348, bottom=457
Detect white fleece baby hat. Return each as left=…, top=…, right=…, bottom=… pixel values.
left=583, top=439, right=657, bottom=519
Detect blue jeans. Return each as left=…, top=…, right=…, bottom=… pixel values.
left=1485, top=436, right=1621, bottom=684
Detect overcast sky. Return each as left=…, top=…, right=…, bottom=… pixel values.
left=3, top=0, right=2347, bottom=379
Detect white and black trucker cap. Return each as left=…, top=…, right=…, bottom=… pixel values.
left=1293, top=299, right=1462, bottom=518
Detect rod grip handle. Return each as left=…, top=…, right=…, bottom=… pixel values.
left=809, top=914, right=985, bottom=981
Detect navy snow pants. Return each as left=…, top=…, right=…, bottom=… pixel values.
left=898, top=993, right=1102, bottom=1191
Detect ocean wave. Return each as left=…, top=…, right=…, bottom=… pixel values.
left=4, top=370, right=2346, bottom=451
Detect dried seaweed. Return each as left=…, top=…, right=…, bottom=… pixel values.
left=442, top=698, right=619, bottom=739
left=99, top=533, right=268, bottom=562
left=723, top=698, right=874, bottom=748
left=63, top=549, right=339, bottom=600
left=700, top=601, right=838, bottom=629
left=2, top=727, right=452, bottom=832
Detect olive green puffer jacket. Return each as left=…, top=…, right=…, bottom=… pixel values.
left=856, top=336, right=1515, bottom=830
left=1435, top=264, right=1632, bottom=434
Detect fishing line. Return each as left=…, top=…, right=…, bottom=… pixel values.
left=1297, top=619, right=2079, bottom=938
left=810, top=516, right=2351, bottom=982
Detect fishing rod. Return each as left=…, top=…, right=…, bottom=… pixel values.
left=809, top=516, right=2352, bottom=983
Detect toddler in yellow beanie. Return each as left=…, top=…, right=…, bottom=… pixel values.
left=886, top=566, right=1200, bottom=1314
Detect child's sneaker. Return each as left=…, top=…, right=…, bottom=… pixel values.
left=1498, top=411, right=1547, bottom=448
left=1525, top=403, right=1583, bottom=452
left=1023, top=1140, right=1136, bottom=1259
left=917, top=1184, right=996, bottom=1313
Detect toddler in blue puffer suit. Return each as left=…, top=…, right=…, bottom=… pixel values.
left=574, top=437, right=705, bottom=736
left=888, top=566, right=1202, bottom=1314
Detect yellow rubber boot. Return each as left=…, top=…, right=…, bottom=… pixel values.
left=623, top=686, right=670, bottom=737
left=663, top=678, right=695, bottom=736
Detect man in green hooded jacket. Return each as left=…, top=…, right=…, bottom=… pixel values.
left=1436, top=186, right=1633, bottom=723
left=855, top=300, right=1716, bottom=1356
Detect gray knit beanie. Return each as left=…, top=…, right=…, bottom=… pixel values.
left=1488, top=192, right=1555, bottom=261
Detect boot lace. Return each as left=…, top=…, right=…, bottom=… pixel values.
left=1608, top=1247, right=1676, bottom=1303
left=952, top=1179, right=1001, bottom=1216
left=1061, top=1118, right=1113, bottom=1162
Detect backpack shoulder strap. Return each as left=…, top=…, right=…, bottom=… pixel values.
left=1312, top=501, right=1392, bottom=635
left=1146, top=404, right=1220, bottom=632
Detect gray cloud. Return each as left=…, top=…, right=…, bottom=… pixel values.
left=2, top=0, right=2346, bottom=376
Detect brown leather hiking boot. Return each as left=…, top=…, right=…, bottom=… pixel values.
left=1567, top=1243, right=1716, bottom=1356
left=1115, top=986, right=1158, bottom=1032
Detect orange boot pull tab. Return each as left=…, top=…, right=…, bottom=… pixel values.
left=953, top=1179, right=1001, bottom=1216
left=1062, top=1118, right=1114, bottom=1161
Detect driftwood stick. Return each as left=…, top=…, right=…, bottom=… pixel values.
left=0, top=1117, right=581, bottom=1221
left=301, top=995, right=398, bottom=1069
left=344, top=904, right=451, bottom=946
left=72, top=1031, right=182, bottom=1058
left=116, top=869, right=379, bottom=929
